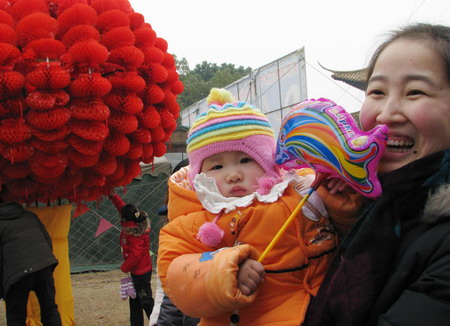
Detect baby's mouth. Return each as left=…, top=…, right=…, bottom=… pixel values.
left=386, top=136, right=414, bottom=153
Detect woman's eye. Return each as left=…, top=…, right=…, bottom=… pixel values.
left=240, top=157, right=252, bottom=164
left=367, top=89, right=384, bottom=96
left=407, top=89, right=425, bottom=96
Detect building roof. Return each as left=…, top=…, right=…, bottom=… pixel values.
left=319, top=63, right=368, bottom=91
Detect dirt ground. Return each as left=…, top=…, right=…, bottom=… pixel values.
left=0, top=269, right=157, bottom=326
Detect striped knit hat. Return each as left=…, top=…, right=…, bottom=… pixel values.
left=187, top=88, right=280, bottom=187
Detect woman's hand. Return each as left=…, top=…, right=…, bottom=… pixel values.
left=324, top=177, right=356, bottom=195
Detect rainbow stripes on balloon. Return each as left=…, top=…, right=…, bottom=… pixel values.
left=275, top=98, right=388, bottom=198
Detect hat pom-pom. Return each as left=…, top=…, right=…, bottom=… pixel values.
left=206, top=88, right=234, bottom=106
left=256, top=176, right=280, bottom=195
left=197, top=222, right=224, bottom=247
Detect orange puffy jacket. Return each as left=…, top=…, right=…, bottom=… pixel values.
left=158, top=167, right=341, bottom=325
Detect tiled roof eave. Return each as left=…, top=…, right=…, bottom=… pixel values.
left=319, top=63, right=368, bottom=91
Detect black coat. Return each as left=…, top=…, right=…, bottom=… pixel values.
left=0, top=202, right=58, bottom=299
left=304, top=149, right=450, bottom=326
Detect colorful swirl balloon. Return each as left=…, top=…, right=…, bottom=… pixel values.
left=276, top=98, right=388, bottom=198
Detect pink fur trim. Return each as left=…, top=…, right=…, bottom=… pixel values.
left=256, top=176, right=281, bottom=195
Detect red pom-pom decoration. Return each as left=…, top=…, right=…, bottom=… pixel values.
left=0, top=118, right=32, bottom=144
left=2, top=143, right=34, bottom=163
left=101, top=26, right=135, bottom=50
left=0, top=71, right=25, bottom=98
left=134, top=27, right=156, bottom=47
left=26, top=108, right=71, bottom=130
left=66, top=134, right=103, bottom=156
left=96, top=10, right=130, bottom=32
left=152, top=141, right=166, bottom=157
left=62, top=25, right=101, bottom=48
left=70, top=98, right=110, bottom=121
left=31, top=139, right=68, bottom=154
left=9, top=0, right=48, bottom=21
left=70, top=120, right=109, bottom=141
left=3, top=162, right=31, bottom=179
left=136, top=105, right=160, bottom=129
left=103, top=132, right=130, bottom=156
left=68, top=40, right=109, bottom=66
left=0, top=0, right=183, bottom=204
left=108, top=110, right=138, bottom=134
left=103, top=92, right=143, bottom=114
left=26, top=39, right=66, bottom=60
left=32, top=125, right=69, bottom=141
left=57, top=4, right=97, bottom=37
left=26, top=62, right=71, bottom=89
left=69, top=73, right=112, bottom=97
left=0, top=24, right=18, bottom=45
left=16, top=12, right=58, bottom=46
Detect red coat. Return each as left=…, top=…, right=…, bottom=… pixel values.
left=120, top=220, right=152, bottom=275
left=110, top=193, right=152, bottom=275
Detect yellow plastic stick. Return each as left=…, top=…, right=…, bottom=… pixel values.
left=258, top=191, right=311, bottom=263
left=257, top=172, right=328, bottom=263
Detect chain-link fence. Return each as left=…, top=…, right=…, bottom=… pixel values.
left=69, top=173, right=169, bottom=273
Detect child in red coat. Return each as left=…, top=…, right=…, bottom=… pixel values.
left=110, top=193, right=154, bottom=326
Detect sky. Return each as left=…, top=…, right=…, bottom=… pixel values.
left=128, top=0, right=450, bottom=113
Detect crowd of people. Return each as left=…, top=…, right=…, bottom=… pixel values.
left=1, top=21, right=449, bottom=326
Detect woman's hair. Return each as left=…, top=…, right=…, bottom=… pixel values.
left=366, top=23, right=450, bottom=87
left=121, top=203, right=147, bottom=223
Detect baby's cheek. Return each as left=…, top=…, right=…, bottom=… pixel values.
left=215, top=180, right=227, bottom=196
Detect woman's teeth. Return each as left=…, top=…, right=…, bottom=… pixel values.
left=386, top=139, right=414, bottom=152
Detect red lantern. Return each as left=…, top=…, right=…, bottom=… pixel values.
left=0, top=0, right=183, bottom=204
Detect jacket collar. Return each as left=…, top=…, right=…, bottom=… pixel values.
left=379, top=149, right=450, bottom=223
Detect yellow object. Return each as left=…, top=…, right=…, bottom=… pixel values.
left=206, top=87, right=234, bottom=105
left=25, top=205, right=75, bottom=326
left=258, top=193, right=311, bottom=263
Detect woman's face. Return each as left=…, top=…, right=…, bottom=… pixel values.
left=360, top=38, right=450, bottom=173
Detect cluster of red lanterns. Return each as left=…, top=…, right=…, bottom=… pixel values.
left=0, top=0, right=183, bottom=204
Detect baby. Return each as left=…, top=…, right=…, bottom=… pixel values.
left=158, top=88, right=337, bottom=325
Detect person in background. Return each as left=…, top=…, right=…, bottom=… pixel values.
left=150, top=158, right=200, bottom=326
left=0, top=198, right=62, bottom=326
left=110, top=193, right=154, bottom=326
left=157, top=88, right=341, bottom=325
left=304, top=22, right=450, bottom=326
left=150, top=159, right=200, bottom=326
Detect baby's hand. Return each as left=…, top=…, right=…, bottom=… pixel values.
left=237, top=259, right=265, bottom=296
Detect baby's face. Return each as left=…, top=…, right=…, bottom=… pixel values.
left=200, top=151, right=266, bottom=197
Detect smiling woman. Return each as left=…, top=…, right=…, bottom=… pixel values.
left=304, top=23, right=450, bottom=326
left=360, top=38, right=450, bottom=173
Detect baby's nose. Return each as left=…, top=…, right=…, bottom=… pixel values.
left=227, top=172, right=242, bottom=183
